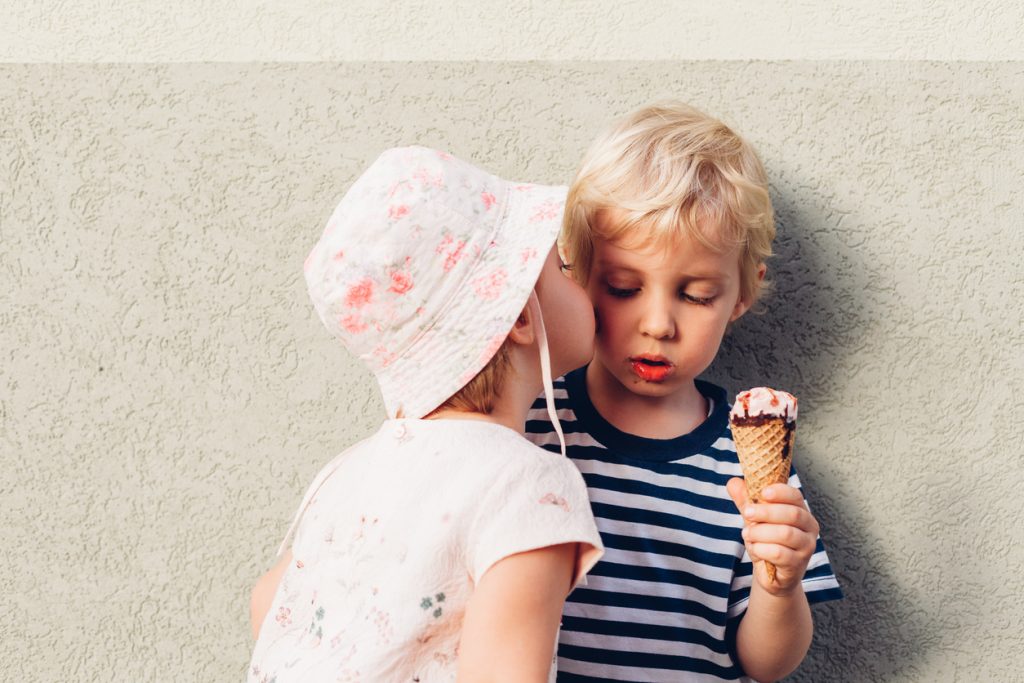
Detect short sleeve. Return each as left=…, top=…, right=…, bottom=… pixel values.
left=726, top=466, right=843, bottom=618
left=466, top=450, right=603, bottom=589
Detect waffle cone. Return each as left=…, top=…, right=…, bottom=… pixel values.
left=730, top=416, right=795, bottom=583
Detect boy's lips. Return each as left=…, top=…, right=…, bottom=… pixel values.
left=628, top=355, right=674, bottom=382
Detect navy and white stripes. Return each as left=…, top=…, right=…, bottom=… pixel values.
left=526, top=368, right=842, bottom=682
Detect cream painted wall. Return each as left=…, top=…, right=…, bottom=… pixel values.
left=3, top=4, right=1023, bottom=683
left=3, top=1, right=1024, bottom=61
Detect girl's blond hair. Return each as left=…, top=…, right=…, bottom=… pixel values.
left=431, top=340, right=513, bottom=415
left=562, top=102, right=776, bottom=306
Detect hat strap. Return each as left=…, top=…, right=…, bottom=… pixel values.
left=528, top=290, right=566, bottom=457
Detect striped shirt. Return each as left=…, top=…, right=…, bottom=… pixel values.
left=526, top=368, right=842, bottom=682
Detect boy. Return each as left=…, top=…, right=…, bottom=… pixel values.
left=526, top=103, right=842, bottom=682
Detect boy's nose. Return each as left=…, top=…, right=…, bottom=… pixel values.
left=639, top=305, right=676, bottom=340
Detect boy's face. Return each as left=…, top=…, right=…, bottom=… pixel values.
left=586, top=210, right=753, bottom=404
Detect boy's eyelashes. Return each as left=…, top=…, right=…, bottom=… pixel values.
left=603, top=284, right=717, bottom=306
left=682, top=292, right=716, bottom=306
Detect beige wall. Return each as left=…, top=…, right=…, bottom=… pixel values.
left=3, top=5, right=1023, bottom=682
left=4, top=1, right=1024, bottom=61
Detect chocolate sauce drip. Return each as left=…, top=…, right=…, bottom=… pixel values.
left=729, top=414, right=796, bottom=428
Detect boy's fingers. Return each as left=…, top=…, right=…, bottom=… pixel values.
left=748, top=543, right=809, bottom=573
left=760, top=483, right=805, bottom=505
left=743, top=504, right=820, bottom=534
left=744, top=522, right=816, bottom=554
left=726, top=478, right=749, bottom=513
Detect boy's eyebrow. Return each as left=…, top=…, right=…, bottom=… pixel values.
left=598, top=261, right=731, bottom=282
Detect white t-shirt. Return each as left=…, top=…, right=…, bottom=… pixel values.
left=248, top=418, right=604, bottom=683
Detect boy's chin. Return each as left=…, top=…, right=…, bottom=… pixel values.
left=610, top=370, right=693, bottom=399
left=623, top=377, right=686, bottom=396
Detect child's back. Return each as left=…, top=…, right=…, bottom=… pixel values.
left=251, top=418, right=592, bottom=680
left=248, top=147, right=603, bottom=682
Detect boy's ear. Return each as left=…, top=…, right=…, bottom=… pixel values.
left=730, top=263, right=767, bottom=322
left=507, top=305, right=537, bottom=346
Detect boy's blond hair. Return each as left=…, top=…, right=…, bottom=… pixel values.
left=563, top=101, right=776, bottom=306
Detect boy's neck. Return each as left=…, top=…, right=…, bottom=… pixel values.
left=585, top=363, right=710, bottom=440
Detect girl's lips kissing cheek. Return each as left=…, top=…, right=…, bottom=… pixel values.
left=629, top=355, right=674, bottom=382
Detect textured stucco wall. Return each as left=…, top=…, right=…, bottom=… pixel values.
left=4, top=60, right=1022, bottom=683
left=3, top=1, right=1024, bottom=61
left=3, top=5, right=1023, bottom=683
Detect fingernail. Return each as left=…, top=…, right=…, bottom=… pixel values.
left=744, top=506, right=755, bottom=518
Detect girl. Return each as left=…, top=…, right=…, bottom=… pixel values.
left=247, top=147, right=603, bottom=682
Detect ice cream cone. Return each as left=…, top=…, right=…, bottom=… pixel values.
left=729, top=388, right=798, bottom=584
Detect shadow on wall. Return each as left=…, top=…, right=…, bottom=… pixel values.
left=707, top=187, right=932, bottom=681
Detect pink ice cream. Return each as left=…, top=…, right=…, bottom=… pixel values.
left=729, top=387, right=798, bottom=424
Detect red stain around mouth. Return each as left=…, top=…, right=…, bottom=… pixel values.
left=630, top=359, right=673, bottom=382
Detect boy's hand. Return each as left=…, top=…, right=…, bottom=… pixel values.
left=726, top=478, right=819, bottom=596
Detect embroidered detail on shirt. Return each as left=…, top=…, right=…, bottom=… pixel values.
left=420, top=592, right=446, bottom=618
left=538, top=492, right=570, bottom=511
left=309, top=605, right=325, bottom=639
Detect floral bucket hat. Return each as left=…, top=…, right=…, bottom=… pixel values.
left=304, top=146, right=567, bottom=421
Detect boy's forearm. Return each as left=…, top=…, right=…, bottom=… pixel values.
left=735, top=581, right=813, bottom=682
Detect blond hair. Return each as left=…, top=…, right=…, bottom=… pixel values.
left=431, top=339, right=514, bottom=415
left=562, top=101, right=776, bottom=306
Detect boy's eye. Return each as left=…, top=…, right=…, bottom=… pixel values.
left=681, top=291, right=716, bottom=306
left=559, top=262, right=574, bottom=274
left=608, top=285, right=639, bottom=298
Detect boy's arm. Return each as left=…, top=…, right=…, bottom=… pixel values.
left=727, top=480, right=818, bottom=682
left=250, top=550, right=293, bottom=640
left=457, top=543, right=576, bottom=683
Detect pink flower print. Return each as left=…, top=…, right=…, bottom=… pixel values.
left=369, top=606, right=393, bottom=644
left=388, top=270, right=413, bottom=294
left=520, top=247, right=538, bottom=264
left=480, top=191, right=497, bottom=211
left=530, top=199, right=561, bottom=222
left=539, top=493, right=570, bottom=512
left=436, top=235, right=470, bottom=272
left=372, top=345, right=399, bottom=368
left=340, top=314, right=368, bottom=334
left=412, top=167, right=444, bottom=189
left=388, top=204, right=409, bottom=220
left=472, top=268, right=507, bottom=301
left=345, top=279, right=375, bottom=309
left=275, top=606, right=292, bottom=627
left=333, top=249, right=345, bottom=261
left=436, top=150, right=453, bottom=160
